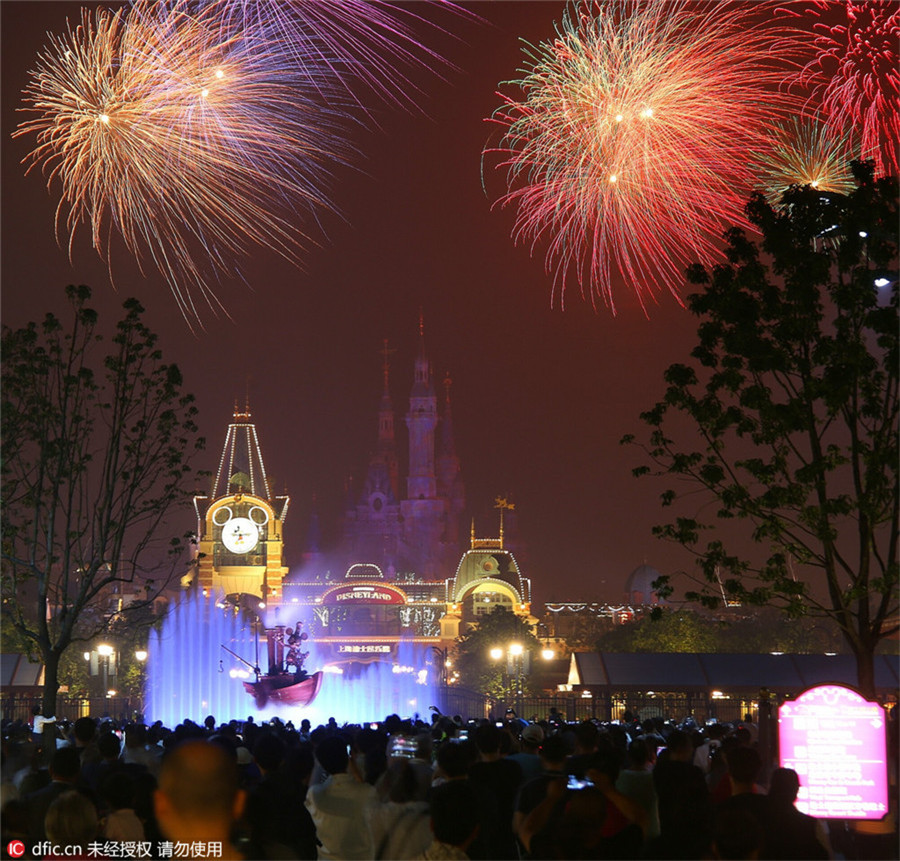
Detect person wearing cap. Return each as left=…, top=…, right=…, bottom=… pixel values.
left=508, top=724, right=544, bottom=784
left=504, top=709, right=527, bottom=733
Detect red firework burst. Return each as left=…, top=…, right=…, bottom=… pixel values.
left=485, top=0, right=800, bottom=313
left=789, top=0, right=899, bottom=176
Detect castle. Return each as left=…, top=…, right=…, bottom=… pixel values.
left=192, top=316, right=536, bottom=667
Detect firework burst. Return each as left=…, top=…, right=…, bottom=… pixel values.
left=16, top=0, right=356, bottom=322
left=15, top=0, right=467, bottom=324
left=217, top=0, right=466, bottom=113
left=755, top=118, right=857, bottom=205
left=780, top=0, right=899, bottom=178
left=485, top=0, right=803, bottom=313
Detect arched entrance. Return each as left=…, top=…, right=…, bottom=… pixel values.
left=461, top=581, right=518, bottom=625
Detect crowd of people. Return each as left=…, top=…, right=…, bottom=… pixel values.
left=1, top=707, right=897, bottom=861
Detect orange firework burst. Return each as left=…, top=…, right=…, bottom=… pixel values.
left=485, top=0, right=802, bottom=313
left=755, top=118, right=857, bottom=205
left=15, top=0, right=353, bottom=323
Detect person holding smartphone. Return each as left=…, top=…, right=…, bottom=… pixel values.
left=305, top=735, right=377, bottom=860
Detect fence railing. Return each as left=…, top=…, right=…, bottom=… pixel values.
left=1, top=694, right=143, bottom=725
left=441, top=690, right=761, bottom=725
left=2, top=688, right=760, bottom=727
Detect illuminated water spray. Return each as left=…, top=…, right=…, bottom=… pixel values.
left=146, top=593, right=438, bottom=726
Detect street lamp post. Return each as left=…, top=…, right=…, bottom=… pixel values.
left=97, top=644, right=114, bottom=699
left=135, top=649, right=148, bottom=719
left=508, top=643, right=524, bottom=716
left=429, top=646, right=449, bottom=688
left=490, top=642, right=529, bottom=716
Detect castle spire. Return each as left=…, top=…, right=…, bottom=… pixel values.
left=436, top=371, right=464, bottom=547
left=361, top=339, right=400, bottom=501
left=212, top=397, right=272, bottom=499
left=439, top=373, right=457, bottom=459
left=413, top=309, right=430, bottom=387
left=406, top=312, right=437, bottom=500
left=379, top=338, right=395, bottom=394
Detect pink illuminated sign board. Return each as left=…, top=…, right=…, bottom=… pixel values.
left=778, top=684, right=889, bottom=819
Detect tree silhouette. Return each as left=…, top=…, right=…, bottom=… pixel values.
left=455, top=607, right=541, bottom=701
left=624, top=163, right=898, bottom=697
left=1, top=286, right=204, bottom=714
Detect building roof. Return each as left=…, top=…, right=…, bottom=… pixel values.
left=1, top=653, right=44, bottom=687
left=569, top=652, right=900, bottom=694
left=450, top=547, right=529, bottom=604
left=211, top=400, right=276, bottom=501
left=623, top=564, right=666, bottom=604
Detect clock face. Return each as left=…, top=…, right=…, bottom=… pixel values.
left=221, top=517, right=259, bottom=554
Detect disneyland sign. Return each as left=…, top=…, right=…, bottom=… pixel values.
left=327, top=584, right=405, bottom=605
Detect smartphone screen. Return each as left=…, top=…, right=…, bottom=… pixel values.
left=389, top=735, right=417, bottom=758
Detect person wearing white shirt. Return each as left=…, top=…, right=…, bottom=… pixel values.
left=305, top=735, right=377, bottom=860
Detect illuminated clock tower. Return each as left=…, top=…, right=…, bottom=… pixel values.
left=193, top=401, right=289, bottom=605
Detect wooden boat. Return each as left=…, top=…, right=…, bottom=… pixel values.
left=243, top=670, right=323, bottom=709
left=222, top=621, right=322, bottom=709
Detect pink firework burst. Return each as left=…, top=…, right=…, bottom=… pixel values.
left=788, top=0, right=899, bottom=176
left=485, top=0, right=800, bottom=313
left=214, top=0, right=471, bottom=114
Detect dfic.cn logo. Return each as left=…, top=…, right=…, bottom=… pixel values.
left=7, top=840, right=25, bottom=858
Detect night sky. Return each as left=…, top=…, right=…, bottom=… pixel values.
left=2, top=2, right=718, bottom=605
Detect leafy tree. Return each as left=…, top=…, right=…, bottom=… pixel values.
left=718, top=607, right=845, bottom=655
left=542, top=611, right=617, bottom=651
left=623, top=164, right=898, bottom=698
left=596, top=609, right=719, bottom=653
left=594, top=606, right=845, bottom=655
left=455, top=607, right=541, bottom=701
left=1, top=286, right=204, bottom=715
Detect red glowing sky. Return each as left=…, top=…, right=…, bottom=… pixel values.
left=2, top=2, right=760, bottom=604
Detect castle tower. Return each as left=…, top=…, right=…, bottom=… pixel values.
left=336, top=315, right=467, bottom=580
left=436, top=373, right=465, bottom=547
left=400, top=314, right=447, bottom=576
left=405, top=313, right=438, bottom=501
left=343, top=341, right=403, bottom=572
left=367, top=339, right=400, bottom=502
left=193, top=400, right=289, bottom=604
